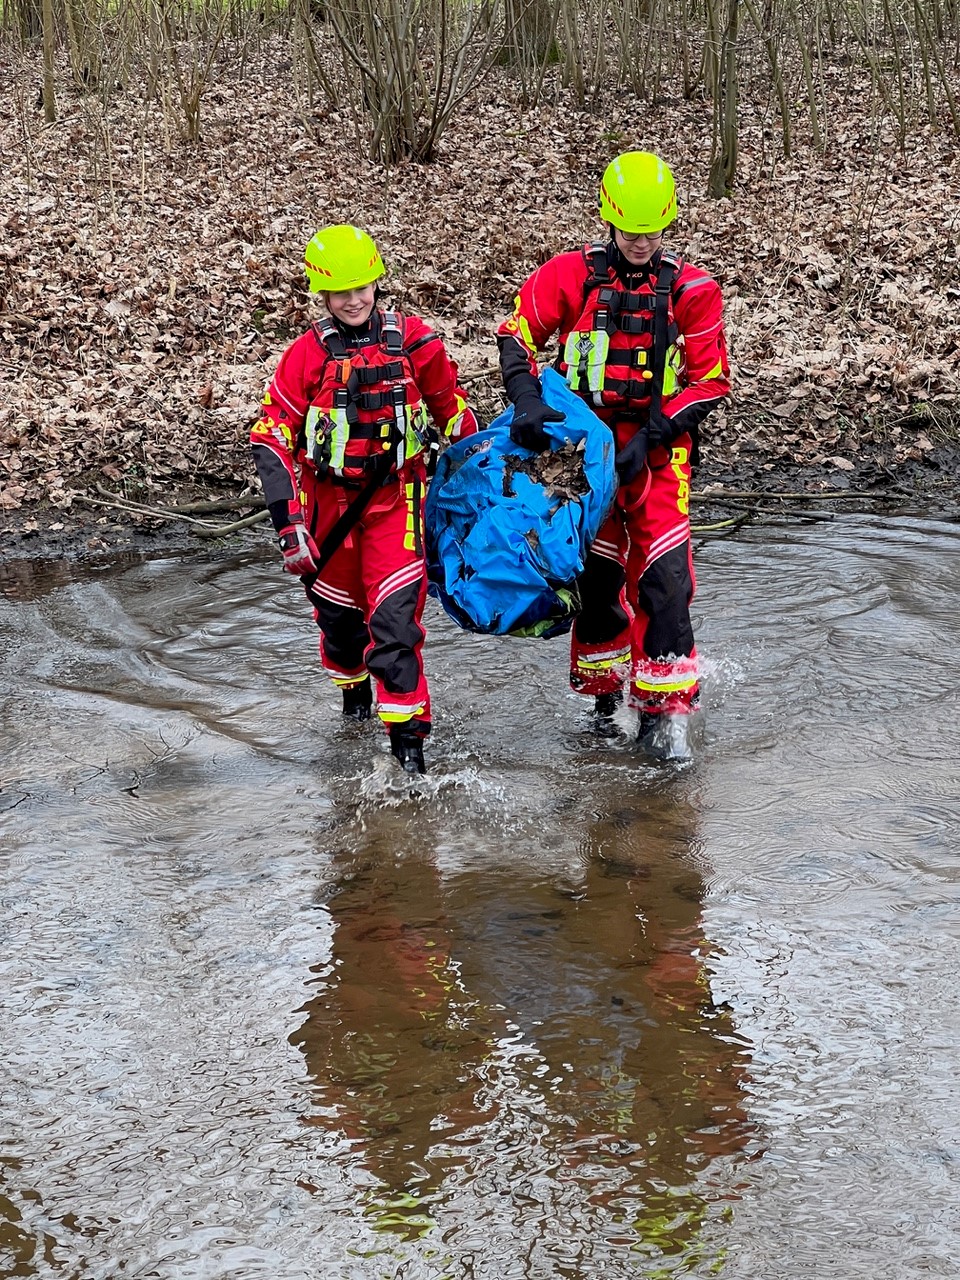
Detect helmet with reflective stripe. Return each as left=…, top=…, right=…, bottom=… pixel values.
left=304, top=224, right=385, bottom=293
left=598, top=152, right=677, bottom=234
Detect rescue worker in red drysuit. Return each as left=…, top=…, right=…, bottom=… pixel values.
left=251, top=225, right=479, bottom=775
left=497, top=152, right=730, bottom=758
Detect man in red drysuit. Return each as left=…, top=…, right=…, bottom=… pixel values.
left=497, top=151, right=730, bottom=759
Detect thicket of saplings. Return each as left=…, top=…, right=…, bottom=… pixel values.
left=6, top=0, right=960, bottom=187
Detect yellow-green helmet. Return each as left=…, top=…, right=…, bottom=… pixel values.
left=304, top=224, right=385, bottom=293
left=599, top=152, right=677, bottom=234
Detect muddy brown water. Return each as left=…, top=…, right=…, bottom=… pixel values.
left=1, top=514, right=958, bottom=1279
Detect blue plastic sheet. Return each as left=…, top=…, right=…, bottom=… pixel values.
left=425, top=366, right=617, bottom=638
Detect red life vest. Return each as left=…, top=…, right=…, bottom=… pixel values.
left=557, top=244, right=683, bottom=415
left=303, top=310, right=429, bottom=485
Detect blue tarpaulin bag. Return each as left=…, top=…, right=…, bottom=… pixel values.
left=425, top=366, right=617, bottom=638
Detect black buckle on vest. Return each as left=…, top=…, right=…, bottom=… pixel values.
left=619, top=313, right=653, bottom=335
left=359, top=389, right=393, bottom=411
left=314, top=319, right=347, bottom=359
left=381, top=311, right=403, bottom=355
left=354, top=360, right=404, bottom=385
left=620, top=291, right=654, bottom=312
left=587, top=243, right=610, bottom=284
left=333, top=387, right=360, bottom=425
left=345, top=420, right=389, bottom=441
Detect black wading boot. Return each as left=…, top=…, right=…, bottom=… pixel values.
left=594, top=689, right=623, bottom=737
left=342, top=678, right=373, bottom=722
left=389, top=724, right=427, bottom=775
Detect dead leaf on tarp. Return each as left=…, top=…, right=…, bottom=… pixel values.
left=503, top=441, right=590, bottom=501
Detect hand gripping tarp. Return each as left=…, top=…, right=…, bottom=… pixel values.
left=425, top=366, right=617, bottom=638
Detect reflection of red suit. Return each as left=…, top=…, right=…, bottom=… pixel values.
left=292, top=861, right=492, bottom=1204
left=293, top=834, right=754, bottom=1248
left=498, top=243, right=730, bottom=712
left=252, top=310, right=477, bottom=728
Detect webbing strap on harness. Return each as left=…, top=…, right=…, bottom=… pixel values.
left=380, top=311, right=404, bottom=355
left=313, top=316, right=347, bottom=358
left=646, top=249, right=681, bottom=445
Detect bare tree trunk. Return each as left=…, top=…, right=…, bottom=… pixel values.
left=297, top=0, right=339, bottom=105
left=12, top=0, right=43, bottom=39
left=157, top=0, right=231, bottom=143
left=788, top=0, right=823, bottom=149
left=41, top=0, right=55, bottom=121
left=63, top=0, right=103, bottom=90
left=912, top=0, right=960, bottom=132
left=708, top=0, right=739, bottom=196
left=744, top=0, right=790, bottom=154
left=503, top=0, right=556, bottom=64
left=327, top=0, right=504, bottom=163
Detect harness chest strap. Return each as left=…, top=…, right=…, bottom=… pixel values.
left=305, top=311, right=427, bottom=477
left=562, top=243, right=681, bottom=407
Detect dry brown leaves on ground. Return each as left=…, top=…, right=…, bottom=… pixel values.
left=2, top=42, right=959, bottom=524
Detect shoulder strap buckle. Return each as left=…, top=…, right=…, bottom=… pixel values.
left=583, top=241, right=611, bottom=285
left=656, top=249, right=683, bottom=292
left=381, top=310, right=404, bottom=355
left=312, top=317, right=347, bottom=359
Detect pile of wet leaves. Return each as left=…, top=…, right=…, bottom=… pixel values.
left=502, top=441, right=590, bottom=501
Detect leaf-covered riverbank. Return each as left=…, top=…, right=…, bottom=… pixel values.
left=3, top=42, right=959, bottom=557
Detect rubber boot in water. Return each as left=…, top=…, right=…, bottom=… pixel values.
left=594, top=689, right=623, bottom=737
left=637, top=711, right=693, bottom=763
left=389, top=724, right=427, bottom=775
left=341, top=677, right=372, bottom=722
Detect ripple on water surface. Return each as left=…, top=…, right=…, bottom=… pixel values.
left=1, top=522, right=959, bottom=1278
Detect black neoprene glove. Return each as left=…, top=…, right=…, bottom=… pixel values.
left=615, top=427, right=650, bottom=485
left=509, top=393, right=566, bottom=452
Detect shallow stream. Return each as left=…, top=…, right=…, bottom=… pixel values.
left=1, top=514, right=958, bottom=1278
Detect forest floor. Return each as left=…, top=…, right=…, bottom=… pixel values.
left=2, top=40, right=960, bottom=566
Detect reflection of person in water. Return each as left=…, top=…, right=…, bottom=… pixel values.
left=290, top=841, right=495, bottom=1234
left=456, top=802, right=755, bottom=1263
left=292, top=791, right=754, bottom=1262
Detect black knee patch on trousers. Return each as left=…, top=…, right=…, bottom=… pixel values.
left=636, top=543, right=694, bottom=658
left=306, top=585, right=369, bottom=672
left=574, top=551, right=629, bottom=645
left=367, top=580, right=424, bottom=694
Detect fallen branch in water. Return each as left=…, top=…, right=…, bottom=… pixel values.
left=691, top=513, right=754, bottom=533
left=73, top=486, right=270, bottom=538
left=693, top=487, right=882, bottom=502
left=78, top=490, right=220, bottom=526
left=166, top=494, right=265, bottom=514
left=192, top=509, right=271, bottom=537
